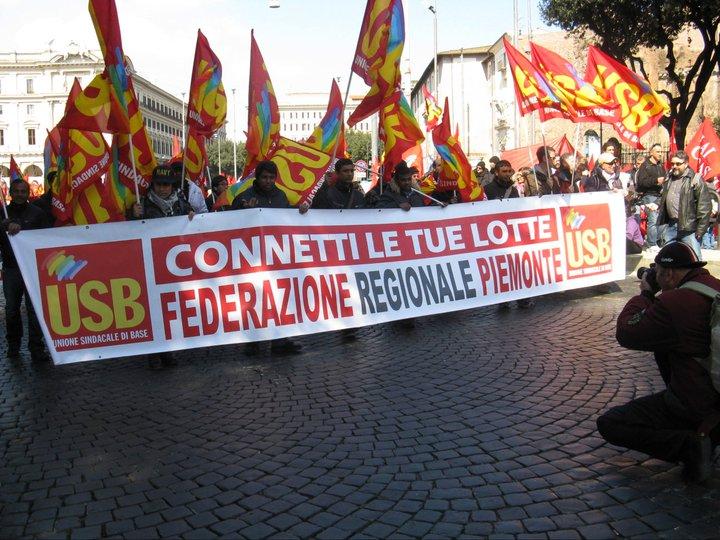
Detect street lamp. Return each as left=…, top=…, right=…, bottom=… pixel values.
left=232, top=88, right=237, bottom=180
left=424, top=1, right=438, bottom=95
left=269, top=0, right=280, bottom=7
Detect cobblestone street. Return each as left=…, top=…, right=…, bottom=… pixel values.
left=2, top=278, right=720, bottom=539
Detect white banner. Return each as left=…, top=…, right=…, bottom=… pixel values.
left=11, top=192, right=626, bottom=364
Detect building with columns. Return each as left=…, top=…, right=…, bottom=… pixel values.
left=0, top=42, right=184, bottom=180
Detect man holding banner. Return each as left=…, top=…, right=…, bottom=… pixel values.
left=1, top=179, right=50, bottom=362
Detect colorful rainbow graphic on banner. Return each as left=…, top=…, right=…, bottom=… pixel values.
left=43, top=250, right=88, bottom=281
left=565, top=208, right=587, bottom=230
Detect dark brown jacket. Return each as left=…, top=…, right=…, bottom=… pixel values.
left=657, top=166, right=712, bottom=237
left=616, top=268, right=720, bottom=421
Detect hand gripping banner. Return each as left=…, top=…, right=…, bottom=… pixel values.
left=12, top=193, right=625, bottom=365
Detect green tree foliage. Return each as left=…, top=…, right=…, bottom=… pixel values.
left=206, top=139, right=246, bottom=177
left=541, top=0, right=720, bottom=147
left=345, top=130, right=372, bottom=162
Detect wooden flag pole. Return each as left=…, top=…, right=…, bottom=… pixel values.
left=127, top=137, right=142, bottom=202
left=569, top=123, right=581, bottom=192
left=0, top=173, right=8, bottom=219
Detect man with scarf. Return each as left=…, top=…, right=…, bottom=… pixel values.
left=131, top=164, right=194, bottom=369
left=1, top=178, right=50, bottom=362
left=583, top=152, right=623, bottom=193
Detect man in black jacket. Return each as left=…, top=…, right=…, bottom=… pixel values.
left=484, top=160, right=519, bottom=200
left=635, top=143, right=666, bottom=250
left=312, top=158, right=365, bottom=210
left=231, top=160, right=307, bottom=355
left=377, top=161, right=426, bottom=210
left=1, top=179, right=50, bottom=361
left=657, top=151, right=711, bottom=260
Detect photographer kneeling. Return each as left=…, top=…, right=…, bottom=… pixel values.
left=597, top=242, right=720, bottom=482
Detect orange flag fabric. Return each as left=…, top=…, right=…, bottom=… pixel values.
left=348, top=0, right=404, bottom=126
left=585, top=45, right=669, bottom=148
left=502, top=37, right=566, bottom=122
left=270, top=137, right=332, bottom=207
left=422, top=85, right=442, bottom=132
left=183, top=129, right=208, bottom=185
left=243, top=31, right=281, bottom=177
left=57, top=71, right=128, bottom=133
left=432, top=97, right=483, bottom=202
left=530, top=42, right=619, bottom=124
left=379, top=91, right=424, bottom=180
left=686, top=119, right=720, bottom=180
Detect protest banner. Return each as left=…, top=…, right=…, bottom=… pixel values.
left=12, top=193, right=625, bottom=365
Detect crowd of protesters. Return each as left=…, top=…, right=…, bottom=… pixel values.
left=2, top=136, right=718, bottom=368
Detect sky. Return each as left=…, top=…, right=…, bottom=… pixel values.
left=2, top=0, right=555, bottom=129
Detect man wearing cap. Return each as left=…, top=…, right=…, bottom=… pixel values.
left=1, top=179, right=50, bottom=362
left=657, top=150, right=711, bottom=260
left=597, top=241, right=720, bottom=482
left=582, top=152, right=622, bottom=192
left=132, top=165, right=195, bottom=221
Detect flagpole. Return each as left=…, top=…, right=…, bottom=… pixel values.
left=127, top=137, right=142, bottom=202
left=0, top=173, right=8, bottom=219
left=540, top=121, right=551, bottom=182
left=570, top=123, right=581, bottom=192
left=411, top=187, right=446, bottom=207
left=181, top=91, right=187, bottom=192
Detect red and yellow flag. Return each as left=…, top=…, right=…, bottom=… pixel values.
left=379, top=91, right=424, bottom=180
left=432, top=97, right=483, bottom=202
left=530, top=42, right=619, bottom=124
left=422, top=85, right=442, bottom=132
left=243, top=30, right=281, bottom=177
left=271, top=137, right=332, bottom=207
left=88, top=0, right=131, bottom=133
left=182, top=129, right=208, bottom=185
left=348, top=0, right=404, bottom=126
left=187, top=30, right=227, bottom=136
left=503, top=37, right=566, bottom=122
left=306, top=79, right=347, bottom=157
left=9, top=156, right=24, bottom=183
left=687, top=118, right=720, bottom=180
left=585, top=45, right=669, bottom=148
left=57, top=71, right=128, bottom=133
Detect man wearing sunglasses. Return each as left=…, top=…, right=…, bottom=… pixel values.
left=657, top=151, right=711, bottom=259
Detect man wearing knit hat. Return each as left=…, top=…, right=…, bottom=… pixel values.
left=597, top=242, right=720, bottom=482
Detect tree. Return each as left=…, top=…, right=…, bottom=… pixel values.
left=345, top=130, right=372, bottom=162
left=541, top=0, right=720, bottom=147
left=206, top=139, right=246, bottom=177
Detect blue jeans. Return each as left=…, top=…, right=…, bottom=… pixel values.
left=702, top=228, right=716, bottom=250
left=662, top=222, right=702, bottom=260
left=2, top=266, right=45, bottom=353
left=641, top=194, right=660, bottom=247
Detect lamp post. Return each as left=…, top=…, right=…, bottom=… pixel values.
left=427, top=2, right=438, bottom=95
left=232, top=88, right=237, bottom=180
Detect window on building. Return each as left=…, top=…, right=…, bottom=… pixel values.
left=28, top=128, right=36, bottom=145
left=0, top=104, right=3, bottom=115
left=26, top=104, right=35, bottom=115
left=26, top=79, right=34, bottom=94
left=0, top=129, right=4, bottom=146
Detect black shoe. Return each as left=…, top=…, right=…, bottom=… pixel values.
left=147, top=355, right=163, bottom=370
left=159, top=352, right=177, bottom=368
left=244, top=342, right=261, bottom=356
left=341, top=328, right=358, bottom=341
left=682, top=434, right=713, bottom=483
left=271, top=338, right=303, bottom=355
left=518, top=298, right=536, bottom=309
left=30, top=350, right=50, bottom=363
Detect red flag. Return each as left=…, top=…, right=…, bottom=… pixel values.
left=530, top=41, right=619, bottom=123
left=57, top=71, right=128, bottom=133
left=88, top=0, right=131, bottom=133
left=348, top=0, right=404, bottom=126
left=502, top=37, right=567, bottom=122
left=306, top=79, right=347, bottom=157
left=269, top=137, right=332, bottom=206
left=186, top=30, right=227, bottom=136
left=586, top=45, right=669, bottom=148
left=666, top=119, right=678, bottom=169
left=243, top=31, right=280, bottom=177
left=686, top=118, right=720, bottom=180
left=172, top=135, right=181, bottom=157
left=432, top=97, right=483, bottom=202
left=183, top=129, right=208, bottom=185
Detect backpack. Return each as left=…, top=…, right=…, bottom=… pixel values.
left=680, top=280, right=720, bottom=393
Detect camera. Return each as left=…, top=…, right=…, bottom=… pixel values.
left=637, top=263, right=660, bottom=293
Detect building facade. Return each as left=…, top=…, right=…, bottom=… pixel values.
left=0, top=42, right=184, bottom=180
